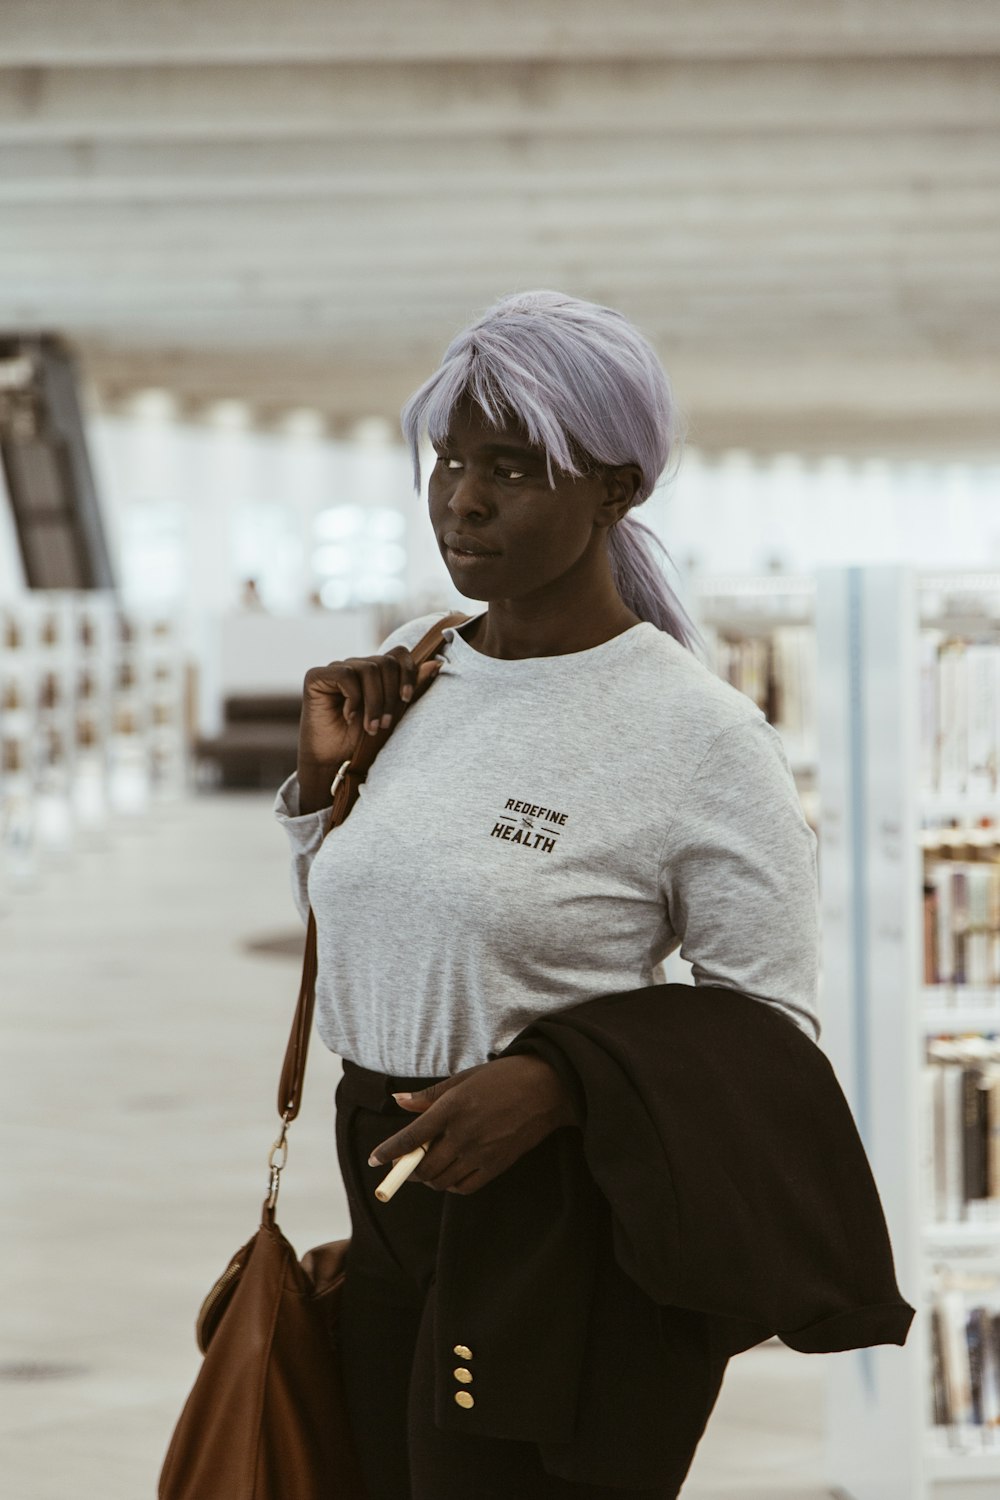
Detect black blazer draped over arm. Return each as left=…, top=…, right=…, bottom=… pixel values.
left=427, top=982, right=916, bottom=1489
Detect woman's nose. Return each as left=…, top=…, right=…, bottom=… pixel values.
left=447, top=472, right=490, bottom=518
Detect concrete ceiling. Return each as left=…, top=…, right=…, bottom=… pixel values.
left=1, top=0, right=998, bottom=457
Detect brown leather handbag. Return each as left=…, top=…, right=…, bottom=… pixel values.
left=158, top=613, right=469, bottom=1500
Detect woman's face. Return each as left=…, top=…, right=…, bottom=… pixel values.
left=428, top=394, right=621, bottom=602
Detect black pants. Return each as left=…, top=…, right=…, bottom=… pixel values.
left=334, top=1059, right=681, bottom=1499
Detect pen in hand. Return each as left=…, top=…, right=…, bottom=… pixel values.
left=374, top=1143, right=430, bottom=1202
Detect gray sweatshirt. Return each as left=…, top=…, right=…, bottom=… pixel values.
left=273, top=609, right=820, bottom=1075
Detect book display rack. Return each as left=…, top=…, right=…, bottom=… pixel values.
left=656, top=576, right=820, bottom=990
left=816, top=566, right=1000, bottom=1500
left=0, top=590, right=187, bottom=890
left=108, top=609, right=189, bottom=814
left=693, top=574, right=818, bottom=831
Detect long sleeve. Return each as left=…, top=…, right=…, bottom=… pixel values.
left=270, top=611, right=448, bottom=931
left=272, top=769, right=332, bottom=926
left=658, top=716, right=821, bottom=1042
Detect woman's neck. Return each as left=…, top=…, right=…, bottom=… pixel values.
left=459, top=601, right=642, bottom=660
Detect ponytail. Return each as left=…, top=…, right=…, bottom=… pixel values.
left=608, top=511, right=704, bottom=653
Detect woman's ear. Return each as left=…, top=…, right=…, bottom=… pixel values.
left=600, top=463, right=643, bottom=525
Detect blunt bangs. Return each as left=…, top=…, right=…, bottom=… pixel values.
left=400, top=290, right=680, bottom=500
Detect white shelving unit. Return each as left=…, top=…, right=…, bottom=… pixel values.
left=72, top=591, right=117, bottom=839
left=692, top=573, right=818, bottom=827
left=0, top=590, right=189, bottom=891
left=816, top=566, right=1000, bottom=1500
left=657, top=576, right=822, bottom=991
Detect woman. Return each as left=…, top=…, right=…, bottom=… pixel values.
left=274, top=290, right=820, bottom=1497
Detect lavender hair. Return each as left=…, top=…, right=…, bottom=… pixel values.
left=399, top=289, right=703, bottom=653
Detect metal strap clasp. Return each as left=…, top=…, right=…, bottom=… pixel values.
left=266, top=1111, right=292, bottom=1209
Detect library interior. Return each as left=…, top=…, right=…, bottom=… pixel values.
left=2, top=5, right=999, bottom=1500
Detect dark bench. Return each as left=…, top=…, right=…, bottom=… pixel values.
left=193, top=693, right=302, bottom=789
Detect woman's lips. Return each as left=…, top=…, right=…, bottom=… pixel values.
left=446, top=545, right=499, bottom=566
left=443, top=533, right=500, bottom=565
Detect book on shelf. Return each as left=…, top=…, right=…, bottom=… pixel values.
left=710, top=624, right=816, bottom=755
left=930, top=1303, right=950, bottom=1426
left=930, top=1272, right=1000, bottom=1436
left=923, top=851, right=1000, bottom=987
left=926, top=1039, right=1000, bottom=1224
left=921, top=630, right=1000, bottom=799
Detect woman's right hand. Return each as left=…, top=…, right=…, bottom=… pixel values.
left=298, top=645, right=443, bottom=777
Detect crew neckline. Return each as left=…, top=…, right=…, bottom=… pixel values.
left=440, top=610, right=655, bottom=669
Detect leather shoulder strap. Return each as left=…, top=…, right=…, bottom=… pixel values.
left=276, top=611, right=470, bottom=1121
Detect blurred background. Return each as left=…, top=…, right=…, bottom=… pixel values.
left=2, top=3, right=999, bottom=1497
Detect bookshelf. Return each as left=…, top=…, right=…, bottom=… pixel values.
left=657, top=576, right=822, bottom=990
left=0, top=590, right=188, bottom=891
left=816, top=566, right=1000, bottom=1500
left=693, top=573, right=818, bottom=829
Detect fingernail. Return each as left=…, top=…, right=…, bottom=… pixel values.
left=400, top=685, right=413, bottom=702
left=367, top=1153, right=380, bottom=1167
left=392, top=1091, right=412, bottom=1103
left=380, top=712, right=392, bottom=728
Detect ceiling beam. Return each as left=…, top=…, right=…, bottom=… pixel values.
left=2, top=198, right=996, bottom=248
left=1, top=58, right=997, bottom=142
left=76, top=343, right=1000, bottom=418
left=71, top=340, right=1000, bottom=460
left=5, top=0, right=1000, bottom=65
left=2, top=283, right=995, bottom=353
left=2, top=254, right=995, bottom=291
left=5, top=300, right=994, bottom=368
left=1, top=255, right=992, bottom=301
left=7, top=306, right=994, bottom=347
left=0, top=136, right=996, bottom=203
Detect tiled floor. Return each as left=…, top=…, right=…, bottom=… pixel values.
left=2, top=791, right=834, bottom=1499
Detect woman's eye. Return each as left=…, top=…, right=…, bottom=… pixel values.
left=433, top=454, right=525, bottom=480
